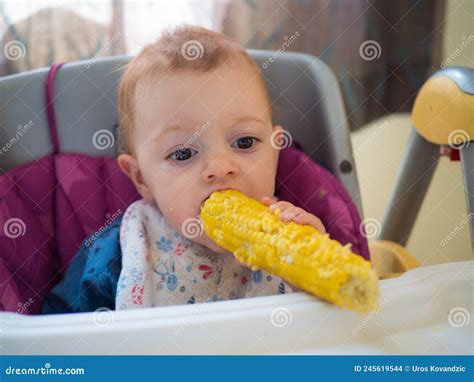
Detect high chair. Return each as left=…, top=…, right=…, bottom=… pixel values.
left=0, top=52, right=471, bottom=355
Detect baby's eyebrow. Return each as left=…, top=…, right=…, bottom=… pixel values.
left=152, top=115, right=266, bottom=143
left=228, top=115, right=267, bottom=125
left=151, top=124, right=187, bottom=143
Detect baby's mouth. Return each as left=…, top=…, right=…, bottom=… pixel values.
left=200, top=188, right=236, bottom=212
left=199, top=197, right=209, bottom=212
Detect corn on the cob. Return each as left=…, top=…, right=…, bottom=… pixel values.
left=200, top=190, right=379, bottom=312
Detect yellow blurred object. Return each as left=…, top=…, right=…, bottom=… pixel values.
left=412, top=75, right=474, bottom=145
left=200, top=190, right=379, bottom=313
left=369, top=241, right=420, bottom=279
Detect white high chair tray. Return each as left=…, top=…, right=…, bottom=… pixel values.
left=1, top=260, right=472, bottom=355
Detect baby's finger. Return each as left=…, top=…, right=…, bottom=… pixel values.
left=276, top=206, right=327, bottom=234
left=293, top=213, right=326, bottom=234
left=261, top=196, right=278, bottom=206
left=268, top=200, right=294, bottom=213
left=279, top=206, right=304, bottom=222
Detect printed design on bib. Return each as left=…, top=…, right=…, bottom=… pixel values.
left=152, top=259, right=178, bottom=291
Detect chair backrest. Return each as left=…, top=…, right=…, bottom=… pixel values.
left=0, top=50, right=363, bottom=215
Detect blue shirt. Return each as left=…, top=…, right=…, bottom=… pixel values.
left=42, top=215, right=124, bottom=314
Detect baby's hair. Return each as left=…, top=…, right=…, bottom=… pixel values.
left=118, top=25, right=272, bottom=155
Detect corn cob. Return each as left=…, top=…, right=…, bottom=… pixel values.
left=200, top=190, right=379, bottom=313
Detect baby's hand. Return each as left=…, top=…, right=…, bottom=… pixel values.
left=261, top=196, right=326, bottom=234
left=261, top=196, right=326, bottom=293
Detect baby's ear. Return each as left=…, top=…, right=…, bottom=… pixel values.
left=271, top=125, right=284, bottom=144
left=117, top=154, right=153, bottom=201
left=117, top=153, right=137, bottom=179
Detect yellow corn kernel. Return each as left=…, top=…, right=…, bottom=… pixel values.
left=200, top=190, right=379, bottom=313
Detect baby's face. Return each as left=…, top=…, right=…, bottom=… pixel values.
left=119, top=63, right=281, bottom=254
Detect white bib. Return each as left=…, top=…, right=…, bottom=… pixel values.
left=116, top=199, right=293, bottom=310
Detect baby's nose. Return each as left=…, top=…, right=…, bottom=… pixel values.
left=202, top=156, right=239, bottom=181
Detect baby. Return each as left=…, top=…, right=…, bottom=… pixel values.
left=42, top=26, right=326, bottom=313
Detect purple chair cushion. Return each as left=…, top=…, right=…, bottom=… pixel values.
left=0, top=154, right=139, bottom=314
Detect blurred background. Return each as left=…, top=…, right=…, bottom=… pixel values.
left=1, top=0, right=473, bottom=263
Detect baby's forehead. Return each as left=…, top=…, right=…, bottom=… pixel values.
left=134, top=66, right=271, bottom=125
left=139, top=59, right=264, bottom=94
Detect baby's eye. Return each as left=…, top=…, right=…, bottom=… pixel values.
left=232, top=136, right=259, bottom=150
left=168, top=147, right=197, bottom=161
